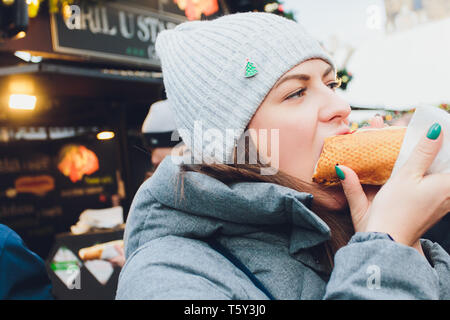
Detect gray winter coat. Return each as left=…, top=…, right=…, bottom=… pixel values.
left=116, top=156, right=450, bottom=300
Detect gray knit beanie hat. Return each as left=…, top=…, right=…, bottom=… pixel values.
left=155, top=12, right=335, bottom=164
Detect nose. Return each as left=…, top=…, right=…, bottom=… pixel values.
left=319, top=88, right=351, bottom=124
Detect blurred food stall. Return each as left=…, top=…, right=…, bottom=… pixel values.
left=0, top=0, right=226, bottom=299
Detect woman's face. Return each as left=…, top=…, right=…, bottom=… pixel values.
left=248, top=58, right=351, bottom=182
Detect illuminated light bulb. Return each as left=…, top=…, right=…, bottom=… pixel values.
left=2, top=0, right=15, bottom=6
left=264, top=3, right=278, bottom=12
left=14, top=51, right=43, bottom=63
left=15, top=31, right=26, bottom=39
left=27, top=0, right=40, bottom=18
left=62, top=3, right=72, bottom=20
left=14, top=51, right=31, bottom=61
left=9, top=94, right=37, bottom=110
left=97, top=131, right=115, bottom=140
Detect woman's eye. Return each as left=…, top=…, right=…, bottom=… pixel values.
left=286, top=89, right=306, bottom=100
left=327, top=78, right=342, bottom=91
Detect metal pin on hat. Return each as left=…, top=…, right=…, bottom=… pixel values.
left=244, top=58, right=258, bottom=78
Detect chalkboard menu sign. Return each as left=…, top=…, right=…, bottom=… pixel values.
left=50, top=2, right=186, bottom=67
left=0, top=136, right=120, bottom=259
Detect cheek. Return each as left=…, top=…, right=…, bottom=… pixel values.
left=249, top=106, right=318, bottom=178
left=278, top=112, right=317, bottom=168
left=280, top=115, right=315, bottom=151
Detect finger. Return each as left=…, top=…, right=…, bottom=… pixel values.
left=114, top=244, right=124, bottom=255
left=422, top=173, right=450, bottom=198
left=368, top=115, right=383, bottom=128
left=362, top=185, right=382, bottom=202
left=369, top=115, right=384, bottom=128
left=108, top=259, right=120, bottom=267
left=335, top=164, right=370, bottom=219
left=399, top=123, right=443, bottom=179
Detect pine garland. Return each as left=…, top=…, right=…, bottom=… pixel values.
left=336, top=69, right=353, bottom=91
left=350, top=103, right=449, bottom=129
left=262, top=0, right=296, bottom=21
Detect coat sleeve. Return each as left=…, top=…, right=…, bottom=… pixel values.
left=324, top=232, right=450, bottom=300
left=0, top=226, right=53, bottom=300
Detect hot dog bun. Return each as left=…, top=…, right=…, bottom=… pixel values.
left=312, top=126, right=407, bottom=186
left=15, top=175, right=55, bottom=195
left=78, top=240, right=123, bottom=261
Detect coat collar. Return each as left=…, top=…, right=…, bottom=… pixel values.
left=147, top=156, right=331, bottom=254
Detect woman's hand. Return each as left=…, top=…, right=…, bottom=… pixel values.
left=107, top=244, right=126, bottom=268
left=367, top=114, right=387, bottom=129
left=349, top=115, right=387, bottom=231
left=337, top=122, right=450, bottom=255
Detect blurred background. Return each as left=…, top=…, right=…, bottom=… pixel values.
left=0, top=0, right=448, bottom=299
left=282, top=0, right=450, bottom=129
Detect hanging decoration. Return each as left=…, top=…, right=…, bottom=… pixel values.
left=263, top=1, right=295, bottom=20
left=336, top=69, right=353, bottom=91
left=27, top=0, right=105, bottom=18
left=173, top=0, right=219, bottom=21
left=350, top=103, right=449, bottom=129
left=29, top=0, right=220, bottom=21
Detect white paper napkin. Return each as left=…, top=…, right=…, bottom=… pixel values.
left=390, top=106, right=450, bottom=178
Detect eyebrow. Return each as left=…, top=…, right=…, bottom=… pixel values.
left=274, top=65, right=334, bottom=89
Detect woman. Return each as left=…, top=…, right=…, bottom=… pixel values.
left=116, top=12, right=450, bottom=299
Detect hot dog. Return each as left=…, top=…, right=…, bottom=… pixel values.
left=312, top=126, right=407, bottom=186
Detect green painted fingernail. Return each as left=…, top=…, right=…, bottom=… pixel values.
left=427, top=123, right=441, bottom=140
left=335, top=165, right=345, bottom=180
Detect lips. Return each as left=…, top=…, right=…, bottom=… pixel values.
left=321, top=128, right=352, bottom=153
left=315, top=128, right=352, bottom=168
left=335, top=127, right=352, bottom=136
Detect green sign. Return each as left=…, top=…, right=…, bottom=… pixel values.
left=51, top=2, right=185, bottom=67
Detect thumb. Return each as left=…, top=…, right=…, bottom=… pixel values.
left=114, top=244, right=124, bottom=255
left=400, top=123, right=443, bottom=179
left=335, top=164, right=370, bottom=222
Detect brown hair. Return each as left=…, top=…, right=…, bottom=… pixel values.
left=178, top=141, right=354, bottom=272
